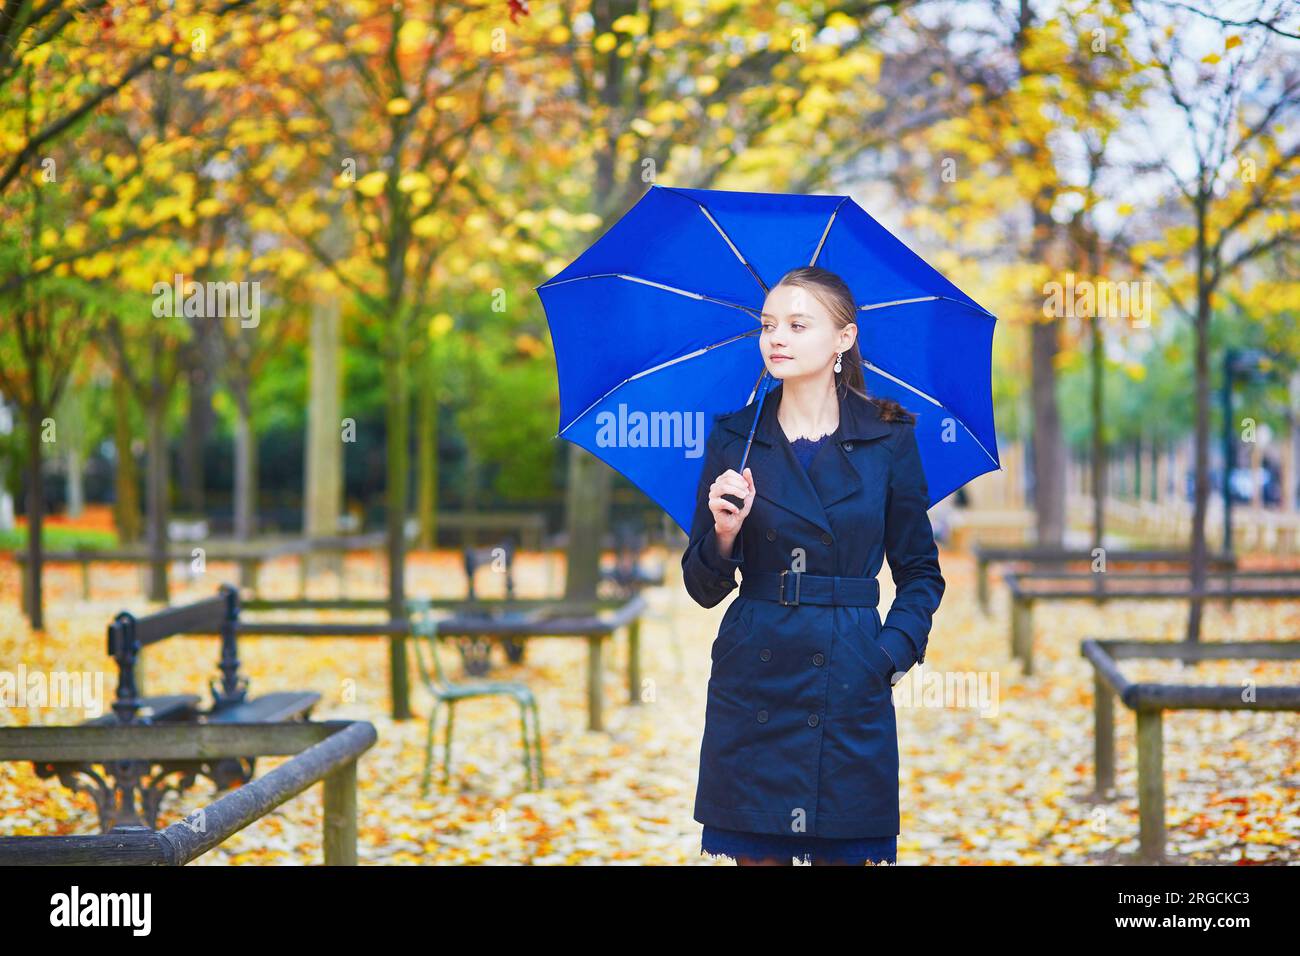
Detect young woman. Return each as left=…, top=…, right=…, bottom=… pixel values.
left=683, top=265, right=945, bottom=866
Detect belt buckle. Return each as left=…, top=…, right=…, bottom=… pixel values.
left=779, top=569, right=801, bottom=606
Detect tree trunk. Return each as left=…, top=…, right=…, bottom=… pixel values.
left=383, top=341, right=412, bottom=722
left=1031, top=316, right=1065, bottom=546
left=1288, top=371, right=1300, bottom=513
left=464, top=437, right=480, bottom=551
left=384, top=346, right=408, bottom=617
left=1016, top=0, right=1065, bottom=550
left=1090, top=306, right=1105, bottom=550
left=24, top=406, right=45, bottom=629
left=180, top=351, right=214, bottom=516
left=145, top=399, right=169, bottom=603
left=417, top=346, right=438, bottom=550
left=304, top=287, right=343, bottom=568
left=66, top=443, right=84, bottom=519
left=1135, top=437, right=1143, bottom=500
left=112, top=373, right=142, bottom=543
left=234, top=389, right=256, bottom=540
left=564, top=443, right=612, bottom=602
left=1185, top=195, right=1212, bottom=643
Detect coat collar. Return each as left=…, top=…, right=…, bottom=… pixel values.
left=714, top=381, right=894, bottom=535
left=715, top=380, right=893, bottom=447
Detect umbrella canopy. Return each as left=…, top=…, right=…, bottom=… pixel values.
left=536, top=184, right=1000, bottom=535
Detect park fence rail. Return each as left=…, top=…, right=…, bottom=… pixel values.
left=0, top=719, right=377, bottom=865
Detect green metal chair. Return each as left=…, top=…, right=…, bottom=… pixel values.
left=406, top=598, right=545, bottom=794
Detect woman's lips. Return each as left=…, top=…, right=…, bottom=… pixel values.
left=771, top=355, right=792, bottom=362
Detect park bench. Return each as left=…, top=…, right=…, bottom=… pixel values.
left=435, top=510, right=547, bottom=551
left=1005, top=568, right=1300, bottom=674
left=13, top=532, right=400, bottom=612
left=457, top=538, right=528, bottom=673
left=167, top=516, right=210, bottom=583
left=945, top=508, right=1035, bottom=551
left=233, top=596, right=415, bottom=719
left=227, top=590, right=650, bottom=731
left=973, top=544, right=1238, bottom=614
left=15, top=537, right=307, bottom=609
left=421, top=594, right=648, bottom=733
left=600, top=521, right=667, bottom=599
left=1080, top=637, right=1300, bottom=862
left=32, top=583, right=320, bottom=831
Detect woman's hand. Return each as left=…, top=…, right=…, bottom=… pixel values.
left=709, top=467, right=755, bottom=540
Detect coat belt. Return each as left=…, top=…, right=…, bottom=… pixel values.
left=738, top=570, right=880, bottom=607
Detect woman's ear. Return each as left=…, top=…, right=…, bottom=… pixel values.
left=840, top=322, right=858, bottom=352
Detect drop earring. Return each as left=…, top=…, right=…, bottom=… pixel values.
left=833, top=352, right=842, bottom=374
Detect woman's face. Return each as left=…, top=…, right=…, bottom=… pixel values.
left=759, top=282, right=856, bottom=382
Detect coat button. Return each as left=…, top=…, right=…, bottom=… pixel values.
left=807, top=713, right=820, bottom=727
left=765, top=528, right=777, bottom=541
left=844, top=441, right=854, bottom=452
left=716, top=577, right=729, bottom=586
left=757, top=709, right=768, bottom=723
left=812, top=652, right=825, bottom=666
left=820, top=532, right=833, bottom=546
left=759, top=648, right=772, bottom=662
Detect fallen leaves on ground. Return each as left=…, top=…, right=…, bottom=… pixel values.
left=1, top=545, right=1296, bottom=865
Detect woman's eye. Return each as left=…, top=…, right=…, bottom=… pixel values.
left=792, top=323, right=804, bottom=330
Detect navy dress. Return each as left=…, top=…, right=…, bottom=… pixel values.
left=699, top=431, right=899, bottom=866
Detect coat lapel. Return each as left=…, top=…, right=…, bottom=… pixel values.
left=717, top=381, right=893, bottom=535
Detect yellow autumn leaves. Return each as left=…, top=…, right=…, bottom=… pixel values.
left=348, top=170, right=435, bottom=200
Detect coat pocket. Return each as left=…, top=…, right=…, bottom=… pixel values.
left=844, top=607, right=894, bottom=692
left=710, top=597, right=757, bottom=667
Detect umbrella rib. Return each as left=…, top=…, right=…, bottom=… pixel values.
left=809, top=198, right=849, bottom=266
left=538, top=272, right=760, bottom=317
left=860, top=295, right=938, bottom=311
left=859, top=294, right=997, bottom=320
left=862, top=359, right=1002, bottom=471
left=555, top=329, right=761, bottom=439
left=655, top=185, right=770, bottom=297
left=811, top=206, right=997, bottom=324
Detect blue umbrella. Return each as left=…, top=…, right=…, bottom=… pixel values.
left=534, top=184, right=1001, bottom=535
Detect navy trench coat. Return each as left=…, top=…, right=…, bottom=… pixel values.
left=682, top=382, right=945, bottom=839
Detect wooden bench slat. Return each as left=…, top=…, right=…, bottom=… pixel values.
left=206, top=692, right=321, bottom=724
left=86, top=694, right=203, bottom=725
left=129, top=593, right=233, bottom=644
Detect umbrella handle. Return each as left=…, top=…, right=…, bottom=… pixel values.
left=721, top=370, right=774, bottom=511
